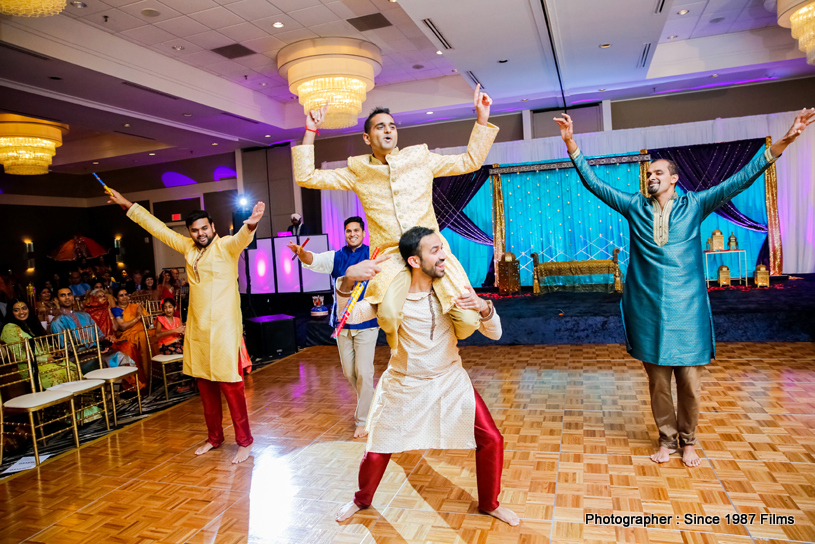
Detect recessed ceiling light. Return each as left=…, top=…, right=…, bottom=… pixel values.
left=711, top=73, right=719, bottom=77
left=261, top=82, right=267, bottom=86
left=498, top=59, right=508, bottom=63
left=212, top=142, right=218, bottom=145
left=667, top=35, right=678, bottom=40
left=678, top=9, right=689, bottom=15
left=600, top=43, right=611, bottom=48
left=172, top=45, right=184, bottom=51
left=426, top=111, right=433, bottom=114
left=521, top=98, right=528, bottom=101
left=69, top=1, right=86, bottom=7
left=265, top=135, right=271, bottom=138
left=436, top=50, right=442, bottom=55
left=452, top=69, right=458, bottom=73
left=183, top=113, right=192, bottom=117
left=599, top=88, right=606, bottom=91
left=149, top=153, right=156, bottom=156
left=710, top=16, right=725, bottom=23
left=123, top=123, right=130, bottom=127
left=93, top=161, right=99, bottom=165
left=273, top=22, right=284, bottom=28
left=49, top=76, right=62, bottom=80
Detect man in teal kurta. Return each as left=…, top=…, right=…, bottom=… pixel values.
left=555, top=109, right=814, bottom=467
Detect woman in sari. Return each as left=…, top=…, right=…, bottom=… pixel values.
left=111, top=288, right=149, bottom=385
left=35, top=286, right=59, bottom=324
left=84, top=288, right=143, bottom=391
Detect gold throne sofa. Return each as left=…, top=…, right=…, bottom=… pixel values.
left=530, top=249, right=623, bottom=294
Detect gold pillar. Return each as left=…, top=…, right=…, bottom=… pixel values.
left=491, top=167, right=506, bottom=288
left=764, top=136, right=783, bottom=275
left=639, top=149, right=649, bottom=196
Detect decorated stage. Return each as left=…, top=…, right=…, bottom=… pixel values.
left=299, top=274, right=815, bottom=348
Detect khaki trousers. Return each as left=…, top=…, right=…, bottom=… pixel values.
left=643, top=362, right=703, bottom=449
left=337, top=327, right=379, bottom=427
left=377, top=267, right=481, bottom=350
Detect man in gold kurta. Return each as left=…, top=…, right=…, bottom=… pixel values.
left=107, top=188, right=264, bottom=464
left=292, top=85, right=498, bottom=350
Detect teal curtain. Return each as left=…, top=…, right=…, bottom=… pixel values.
left=441, top=174, right=494, bottom=285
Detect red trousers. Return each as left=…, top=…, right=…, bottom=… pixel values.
left=197, top=378, right=253, bottom=448
left=353, top=389, right=503, bottom=512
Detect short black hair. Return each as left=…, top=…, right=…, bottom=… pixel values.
left=186, top=210, right=213, bottom=228
left=364, top=107, right=392, bottom=134
left=653, top=158, right=679, bottom=176
left=399, top=226, right=435, bottom=265
left=344, top=216, right=365, bottom=230
left=161, top=297, right=176, bottom=307
left=114, top=287, right=128, bottom=297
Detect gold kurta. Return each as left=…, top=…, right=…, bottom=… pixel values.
left=337, top=288, right=502, bottom=453
left=292, top=122, right=499, bottom=313
left=126, top=204, right=255, bottom=382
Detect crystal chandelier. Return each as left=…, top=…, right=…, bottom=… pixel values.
left=0, top=0, right=66, bottom=17
left=278, top=38, right=382, bottom=129
left=0, top=115, right=68, bottom=175
left=775, top=0, right=815, bottom=65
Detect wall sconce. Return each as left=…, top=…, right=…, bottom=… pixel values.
left=24, top=239, right=34, bottom=272
left=114, top=236, right=125, bottom=266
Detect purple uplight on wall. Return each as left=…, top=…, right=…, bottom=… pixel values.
left=213, top=166, right=237, bottom=180
left=651, top=77, right=776, bottom=95
left=161, top=172, right=197, bottom=187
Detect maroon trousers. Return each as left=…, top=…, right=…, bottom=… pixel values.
left=197, top=378, right=253, bottom=448
left=353, top=390, right=503, bottom=512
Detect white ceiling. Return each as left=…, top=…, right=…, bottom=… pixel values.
left=0, top=0, right=814, bottom=183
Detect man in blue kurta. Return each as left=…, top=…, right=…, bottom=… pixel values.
left=288, top=216, right=383, bottom=439
left=555, top=109, right=814, bottom=467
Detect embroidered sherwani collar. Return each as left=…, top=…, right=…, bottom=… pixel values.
left=368, top=147, right=400, bottom=165
left=649, top=192, right=677, bottom=247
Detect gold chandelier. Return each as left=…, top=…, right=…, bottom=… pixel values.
left=0, top=0, right=66, bottom=17
left=777, top=0, right=815, bottom=65
left=0, top=114, right=69, bottom=175
left=278, top=38, right=382, bottom=129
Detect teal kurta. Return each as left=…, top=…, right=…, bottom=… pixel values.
left=571, top=148, right=776, bottom=366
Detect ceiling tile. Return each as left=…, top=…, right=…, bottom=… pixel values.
left=154, top=15, right=210, bottom=36
left=218, top=22, right=268, bottom=42
left=121, top=24, right=177, bottom=45
left=691, top=10, right=741, bottom=38
left=241, top=34, right=286, bottom=54
left=159, top=37, right=203, bottom=54
left=178, top=49, right=226, bottom=65
left=327, top=0, right=377, bottom=18
left=703, top=0, right=749, bottom=14
left=99, top=0, right=141, bottom=7
left=270, top=0, right=320, bottom=11
left=660, top=17, right=700, bottom=41
left=184, top=29, right=234, bottom=48
left=273, top=28, right=319, bottom=44
left=739, top=0, right=775, bottom=19
left=310, top=19, right=363, bottom=38
left=225, top=0, right=280, bottom=20
left=288, top=5, right=340, bottom=26
left=232, top=54, right=276, bottom=69
left=254, top=13, right=303, bottom=34
left=119, top=0, right=183, bottom=23
left=81, top=9, right=147, bottom=31
left=188, top=6, right=244, bottom=29
left=63, top=0, right=110, bottom=16
left=159, top=0, right=218, bottom=14
left=208, top=59, right=249, bottom=75
left=212, top=0, right=241, bottom=4
left=728, top=15, right=775, bottom=32
left=667, top=1, right=707, bottom=19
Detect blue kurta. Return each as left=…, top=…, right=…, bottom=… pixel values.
left=571, top=148, right=775, bottom=366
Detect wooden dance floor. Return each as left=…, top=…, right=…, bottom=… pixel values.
left=2, top=342, right=815, bottom=544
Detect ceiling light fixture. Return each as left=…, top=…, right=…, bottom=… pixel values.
left=426, top=111, right=433, bottom=114
left=123, top=123, right=130, bottom=127
left=93, top=161, right=99, bottom=164
left=172, top=45, right=184, bottom=51
left=278, top=37, right=382, bottom=129
left=0, top=0, right=67, bottom=16
left=678, top=9, right=689, bottom=15
left=599, top=88, right=606, bottom=91
left=273, top=21, right=284, bottom=28
left=261, top=82, right=267, bottom=86
left=0, top=114, right=68, bottom=175
left=183, top=113, right=192, bottom=117
left=711, top=73, right=719, bottom=77
left=412, top=64, right=424, bottom=69
left=436, top=50, right=442, bottom=55
left=783, top=0, right=815, bottom=65
left=141, top=8, right=160, bottom=17
left=212, top=142, right=218, bottom=145
left=667, top=35, right=678, bottom=39
left=600, top=43, right=611, bottom=48
left=498, top=59, right=508, bottom=63
left=265, top=135, right=271, bottom=137
left=70, top=1, right=86, bottom=7
left=521, top=98, right=528, bottom=101
left=710, top=16, right=725, bottom=23
left=149, top=153, right=156, bottom=156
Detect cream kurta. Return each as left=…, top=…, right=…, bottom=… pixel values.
left=337, top=288, right=502, bottom=453
left=292, top=122, right=499, bottom=313
left=126, top=204, right=255, bottom=382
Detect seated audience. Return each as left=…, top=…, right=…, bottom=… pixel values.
left=68, top=271, right=91, bottom=297
left=155, top=298, right=184, bottom=355
left=141, top=273, right=160, bottom=301
left=35, top=286, right=59, bottom=324
left=111, top=288, right=150, bottom=382
left=124, top=270, right=143, bottom=293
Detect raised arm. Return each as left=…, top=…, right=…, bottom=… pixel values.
left=699, top=108, right=814, bottom=218
left=292, top=104, right=357, bottom=191
left=222, top=201, right=263, bottom=256
left=428, top=85, right=499, bottom=177
left=555, top=113, right=636, bottom=217
left=108, top=188, right=192, bottom=254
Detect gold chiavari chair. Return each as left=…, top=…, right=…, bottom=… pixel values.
left=31, top=331, right=110, bottom=431
left=141, top=315, right=189, bottom=400
left=143, top=299, right=162, bottom=318
left=1, top=340, right=79, bottom=466
left=129, top=291, right=152, bottom=305
left=67, top=325, right=142, bottom=426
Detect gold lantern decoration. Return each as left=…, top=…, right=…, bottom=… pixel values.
left=711, top=229, right=725, bottom=251
left=278, top=38, right=382, bottom=129
left=0, top=114, right=68, bottom=175
left=754, top=264, right=770, bottom=287
left=497, top=252, right=521, bottom=296
left=717, top=265, right=731, bottom=286
left=777, top=0, right=815, bottom=65
left=728, top=232, right=738, bottom=250
left=0, top=0, right=65, bottom=17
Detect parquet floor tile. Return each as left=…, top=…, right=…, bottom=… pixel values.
left=4, top=342, right=815, bottom=543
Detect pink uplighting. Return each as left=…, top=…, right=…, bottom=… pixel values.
left=257, top=259, right=266, bottom=278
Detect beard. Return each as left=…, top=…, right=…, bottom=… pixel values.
left=194, top=234, right=214, bottom=249
left=420, top=258, right=446, bottom=279
left=647, top=183, right=659, bottom=195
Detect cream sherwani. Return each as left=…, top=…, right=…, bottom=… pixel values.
left=126, top=204, right=255, bottom=383
left=292, top=122, right=499, bottom=314
left=337, top=287, right=502, bottom=453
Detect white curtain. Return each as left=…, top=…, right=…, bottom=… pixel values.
left=319, top=187, right=369, bottom=251
left=321, top=110, right=814, bottom=272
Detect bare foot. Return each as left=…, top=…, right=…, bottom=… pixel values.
left=195, top=441, right=216, bottom=456
left=650, top=446, right=676, bottom=463
left=484, top=506, right=520, bottom=526
left=682, top=445, right=701, bottom=467
left=353, top=426, right=368, bottom=439
left=232, top=445, right=252, bottom=464
left=336, top=501, right=361, bottom=522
